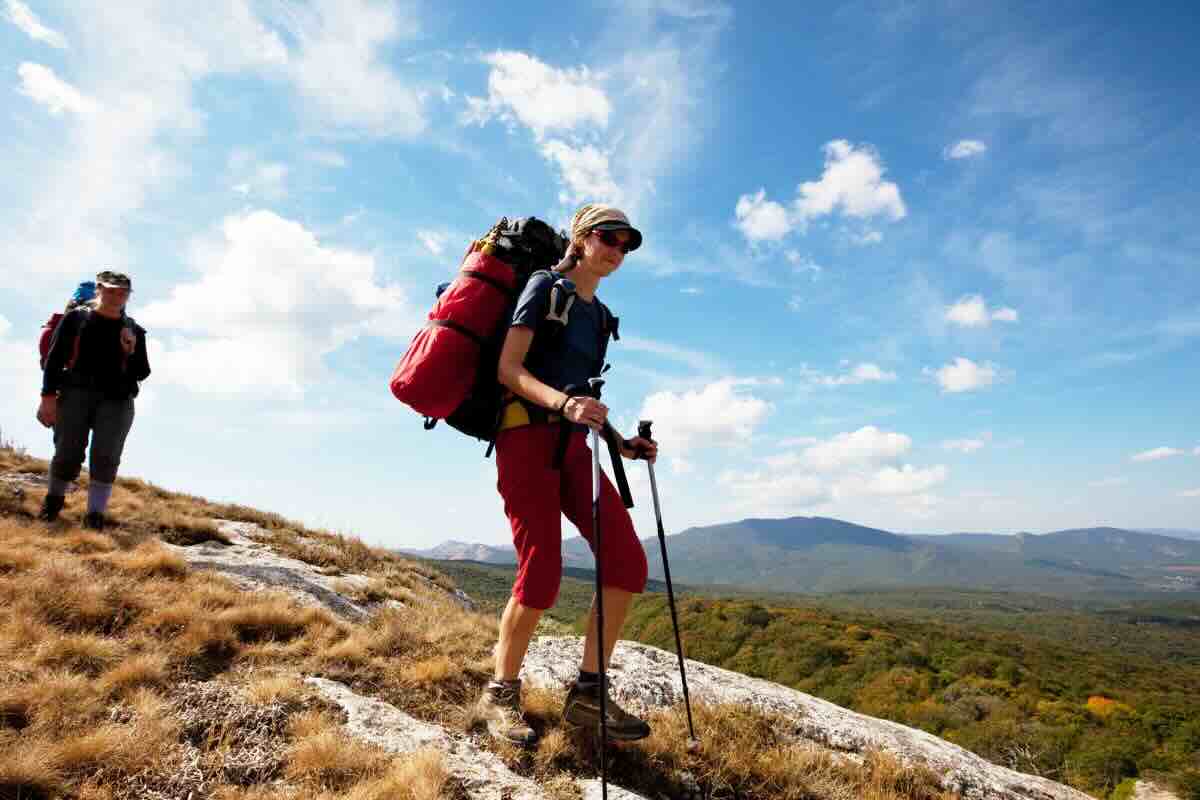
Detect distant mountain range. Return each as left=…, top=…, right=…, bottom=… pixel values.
left=405, top=517, right=1200, bottom=595
left=1138, top=528, right=1200, bottom=542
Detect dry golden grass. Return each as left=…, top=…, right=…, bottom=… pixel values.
left=245, top=674, right=307, bottom=706
left=285, top=710, right=389, bottom=791
left=339, top=750, right=450, bottom=800
left=95, top=540, right=189, bottom=578
left=0, top=737, right=65, bottom=798
left=33, top=631, right=124, bottom=675
left=399, top=655, right=457, bottom=685
left=97, top=652, right=169, bottom=694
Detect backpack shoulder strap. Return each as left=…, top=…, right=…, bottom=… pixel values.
left=67, top=306, right=92, bottom=371
left=594, top=299, right=618, bottom=373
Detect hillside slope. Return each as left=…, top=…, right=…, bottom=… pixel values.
left=0, top=444, right=971, bottom=800
left=0, top=443, right=1122, bottom=800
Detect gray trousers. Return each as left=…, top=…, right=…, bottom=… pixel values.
left=50, top=387, right=136, bottom=485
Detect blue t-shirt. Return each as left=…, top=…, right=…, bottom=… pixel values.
left=510, top=271, right=605, bottom=393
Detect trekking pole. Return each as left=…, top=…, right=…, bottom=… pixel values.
left=638, top=420, right=699, bottom=751
left=588, top=376, right=610, bottom=800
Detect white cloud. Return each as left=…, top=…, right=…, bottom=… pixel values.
left=776, top=436, right=819, bottom=448
left=638, top=378, right=771, bottom=453
left=945, top=294, right=1019, bottom=327
left=680, top=287, right=702, bottom=295
left=228, top=151, right=288, bottom=199
left=718, top=468, right=831, bottom=508
left=0, top=313, right=48, bottom=448
left=864, top=464, right=948, bottom=495
left=854, top=229, right=883, bottom=245
left=927, top=357, right=998, bottom=393
left=464, top=51, right=610, bottom=138
left=276, top=0, right=425, bottom=137
left=945, top=139, right=987, bottom=159
left=17, top=62, right=97, bottom=115
left=942, top=433, right=992, bottom=453
left=1179, top=488, right=1200, bottom=498
left=669, top=457, right=695, bottom=476
left=1194, top=445, right=1200, bottom=456
left=813, top=362, right=898, bottom=387
left=5, top=0, right=67, bottom=48
left=735, top=189, right=791, bottom=242
left=734, top=140, right=905, bottom=242
left=620, top=335, right=722, bottom=374
left=1130, top=447, right=1184, bottom=463
left=795, top=140, right=906, bottom=222
left=801, top=426, right=911, bottom=472
left=139, top=210, right=418, bottom=394
left=718, top=425, right=947, bottom=515
left=4, top=0, right=439, bottom=294
left=540, top=140, right=620, bottom=205
left=416, top=230, right=448, bottom=257
left=785, top=251, right=823, bottom=278
left=1089, top=477, right=1128, bottom=488
left=307, top=149, right=348, bottom=168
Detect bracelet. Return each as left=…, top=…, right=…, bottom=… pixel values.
left=556, top=395, right=571, bottom=413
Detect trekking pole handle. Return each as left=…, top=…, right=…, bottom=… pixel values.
left=587, top=377, right=605, bottom=397
left=638, top=420, right=664, bottom=523
left=635, top=420, right=654, bottom=459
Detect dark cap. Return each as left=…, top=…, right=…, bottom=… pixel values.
left=96, top=270, right=132, bottom=290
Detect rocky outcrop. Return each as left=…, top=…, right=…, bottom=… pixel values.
left=306, top=676, right=649, bottom=800
left=1133, top=781, right=1183, bottom=800
left=165, top=520, right=377, bottom=621
left=521, top=637, right=1091, bottom=800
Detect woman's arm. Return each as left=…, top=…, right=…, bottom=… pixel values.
left=497, top=326, right=607, bottom=429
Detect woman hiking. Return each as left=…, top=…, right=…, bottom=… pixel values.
left=475, top=204, right=658, bottom=746
left=37, top=271, right=151, bottom=529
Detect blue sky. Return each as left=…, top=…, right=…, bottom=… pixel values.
left=2, top=0, right=1198, bottom=549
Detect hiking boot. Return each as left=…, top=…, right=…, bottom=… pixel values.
left=562, top=680, right=651, bottom=741
left=38, top=494, right=65, bottom=522
left=476, top=681, right=537, bottom=746
left=82, top=511, right=106, bottom=530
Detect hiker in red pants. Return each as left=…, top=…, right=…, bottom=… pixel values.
left=475, top=204, right=658, bottom=745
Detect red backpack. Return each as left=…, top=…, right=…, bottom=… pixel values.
left=39, top=313, right=64, bottom=369
left=389, top=217, right=571, bottom=442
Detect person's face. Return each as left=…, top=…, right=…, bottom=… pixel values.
left=98, top=284, right=130, bottom=308
left=582, top=228, right=632, bottom=275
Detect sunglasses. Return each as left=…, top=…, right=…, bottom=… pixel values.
left=592, top=229, right=634, bottom=254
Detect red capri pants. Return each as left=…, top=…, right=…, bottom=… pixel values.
left=496, top=423, right=648, bottom=610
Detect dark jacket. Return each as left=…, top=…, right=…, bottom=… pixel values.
left=41, top=307, right=151, bottom=399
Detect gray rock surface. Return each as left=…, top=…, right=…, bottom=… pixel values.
left=306, top=676, right=648, bottom=800
left=1133, top=780, right=1183, bottom=800
left=522, top=637, right=1091, bottom=800
left=166, top=520, right=374, bottom=621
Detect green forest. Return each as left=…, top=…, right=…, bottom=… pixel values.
left=430, top=558, right=1200, bottom=798
left=622, top=593, right=1200, bottom=799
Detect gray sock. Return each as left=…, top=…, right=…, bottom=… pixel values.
left=87, top=481, right=113, bottom=514
left=48, top=474, right=70, bottom=498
